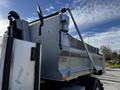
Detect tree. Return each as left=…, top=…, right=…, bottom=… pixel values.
left=100, top=46, right=112, bottom=61
left=111, top=51, right=118, bottom=64
left=117, top=53, right=120, bottom=64
left=111, top=51, right=118, bottom=60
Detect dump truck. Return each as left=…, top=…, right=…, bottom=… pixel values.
left=0, top=8, right=105, bottom=90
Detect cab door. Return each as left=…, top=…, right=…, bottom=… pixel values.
left=9, top=39, right=41, bottom=90
left=0, top=37, right=41, bottom=90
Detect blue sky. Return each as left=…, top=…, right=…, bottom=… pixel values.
left=0, top=0, right=120, bottom=50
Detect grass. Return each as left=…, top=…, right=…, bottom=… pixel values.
left=106, top=63, right=120, bottom=68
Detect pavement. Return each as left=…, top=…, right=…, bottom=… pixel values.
left=98, top=68, right=120, bottom=90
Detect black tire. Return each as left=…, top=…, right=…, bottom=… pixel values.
left=78, top=76, right=104, bottom=90
left=87, top=77, right=103, bottom=90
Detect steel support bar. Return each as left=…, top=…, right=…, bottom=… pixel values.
left=67, top=8, right=97, bottom=72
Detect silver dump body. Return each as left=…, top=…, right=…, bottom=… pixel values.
left=0, top=10, right=105, bottom=90
left=29, top=13, right=105, bottom=81
left=0, top=13, right=104, bottom=90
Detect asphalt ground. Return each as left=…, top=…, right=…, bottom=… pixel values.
left=97, top=69, right=120, bottom=90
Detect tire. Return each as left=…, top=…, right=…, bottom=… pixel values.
left=89, top=78, right=103, bottom=90
left=78, top=76, right=104, bottom=90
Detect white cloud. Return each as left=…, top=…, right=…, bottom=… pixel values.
left=0, top=0, right=9, bottom=7
left=26, top=17, right=38, bottom=22
left=79, top=27, right=120, bottom=50
left=68, top=0, right=120, bottom=51
left=45, top=6, right=55, bottom=12
left=69, top=0, right=120, bottom=32
left=0, top=16, right=8, bottom=36
left=0, top=0, right=10, bottom=36
left=49, top=6, right=54, bottom=9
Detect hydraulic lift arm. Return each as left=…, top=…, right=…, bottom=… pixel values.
left=61, top=8, right=97, bottom=72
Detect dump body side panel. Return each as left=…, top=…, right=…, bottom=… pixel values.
left=29, top=15, right=63, bottom=80
left=29, top=14, right=104, bottom=81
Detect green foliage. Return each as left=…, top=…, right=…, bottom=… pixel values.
left=100, top=46, right=112, bottom=61
left=106, top=63, right=120, bottom=68
left=101, top=45, right=120, bottom=68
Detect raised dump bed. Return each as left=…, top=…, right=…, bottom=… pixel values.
left=29, top=13, right=104, bottom=81
left=0, top=8, right=104, bottom=90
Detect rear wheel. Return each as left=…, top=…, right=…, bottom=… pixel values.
left=93, top=79, right=103, bottom=90
left=41, top=76, right=104, bottom=90
left=78, top=76, right=104, bottom=90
